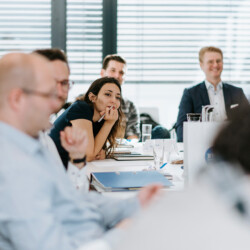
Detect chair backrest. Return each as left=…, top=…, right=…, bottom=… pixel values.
left=139, top=107, right=160, bottom=123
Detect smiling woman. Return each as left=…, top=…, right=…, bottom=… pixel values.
left=49, top=77, right=125, bottom=167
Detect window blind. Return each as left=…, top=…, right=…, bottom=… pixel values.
left=66, top=0, right=103, bottom=85
left=0, top=0, right=51, bottom=57
left=117, top=0, right=250, bottom=84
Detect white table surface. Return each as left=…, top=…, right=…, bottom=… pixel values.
left=86, top=142, right=184, bottom=198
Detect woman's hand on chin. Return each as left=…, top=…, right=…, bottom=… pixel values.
left=104, top=106, right=118, bottom=124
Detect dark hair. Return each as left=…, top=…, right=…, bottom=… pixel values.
left=83, top=77, right=125, bottom=155
left=102, top=54, right=126, bottom=70
left=84, top=77, right=121, bottom=103
left=33, top=48, right=69, bottom=66
left=213, top=105, right=250, bottom=174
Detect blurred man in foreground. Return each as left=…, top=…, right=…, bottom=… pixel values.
left=0, top=52, right=161, bottom=250
left=34, top=48, right=89, bottom=191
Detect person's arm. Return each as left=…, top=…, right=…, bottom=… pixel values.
left=2, top=163, right=107, bottom=250
left=123, top=100, right=140, bottom=139
left=71, top=106, right=118, bottom=162
left=60, top=126, right=88, bottom=169
left=59, top=126, right=90, bottom=191
left=239, top=88, right=249, bottom=107
left=41, top=129, right=89, bottom=191
left=227, top=88, right=249, bottom=120
left=67, top=162, right=90, bottom=192
left=176, top=88, right=194, bottom=142
left=84, top=184, right=162, bottom=229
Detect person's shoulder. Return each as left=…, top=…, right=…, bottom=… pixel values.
left=69, top=100, right=92, bottom=112
left=186, top=81, right=205, bottom=91
left=72, top=100, right=89, bottom=108
left=0, top=133, right=36, bottom=173
left=182, top=82, right=205, bottom=97
left=66, top=100, right=93, bottom=121
left=222, top=82, right=244, bottom=91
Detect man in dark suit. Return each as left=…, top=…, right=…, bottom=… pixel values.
left=176, top=46, right=249, bottom=142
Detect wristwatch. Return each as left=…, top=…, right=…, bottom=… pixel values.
left=71, top=156, right=86, bottom=164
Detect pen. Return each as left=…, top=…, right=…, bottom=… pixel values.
left=98, top=105, right=113, bottom=122
left=160, top=162, right=167, bottom=169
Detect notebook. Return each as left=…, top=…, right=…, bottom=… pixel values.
left=112, top=152, right=154, bottom=161
left=90, top=171, right=173, bottom=192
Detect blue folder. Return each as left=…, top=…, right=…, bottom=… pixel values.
left=91, top=171, right=173, bottom=190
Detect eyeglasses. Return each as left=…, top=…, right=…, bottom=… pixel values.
left=56, top=80, right=74, bottom=91
left=22, top=88, right=64, bottom=101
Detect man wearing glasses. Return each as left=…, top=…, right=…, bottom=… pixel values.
left=0, top=52, right=161, bottom=249
left=34, top=49, right=74, bottom=123
left=33, top=49, right=89, bottom=191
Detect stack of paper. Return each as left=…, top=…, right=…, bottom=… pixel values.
left=112, top=152, right=154, bottom=161
left=117, top=144, right=134, bottom=148
left=90, top=171, right=173, bottom=192
left=113, top=148, right=133, bottom=155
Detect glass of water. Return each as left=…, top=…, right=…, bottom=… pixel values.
left=152, top=139, right=164, bottom=170
left=142, top=124, right=152, bottom=142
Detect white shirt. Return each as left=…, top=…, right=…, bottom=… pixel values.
left=0, top=122, right=139, bottom=250
left=50, top=108, right=66, bottom=124
left=205, top=80, right=227, bottom=121
left=39, top=131, right=89, bottom=193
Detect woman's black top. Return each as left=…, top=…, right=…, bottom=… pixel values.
left=49, top=100, right=104, bottom=168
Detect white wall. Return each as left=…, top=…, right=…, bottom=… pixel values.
left=68, top=83, right=250, bottom=130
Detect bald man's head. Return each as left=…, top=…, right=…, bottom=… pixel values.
left=0, top=52, right=61, bottom=136
left=0, top=53, right=50, bottom=108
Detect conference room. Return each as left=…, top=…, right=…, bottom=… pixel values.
left=0, top=1, right=250, bottom=249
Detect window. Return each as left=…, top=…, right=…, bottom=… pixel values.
left=1, top=0, right=250, bottom=86
left=66, top=0, right=103, bottom=84
left=117, top=0, right=250, bottom=84
left=0, top=0, right=51, bottom=56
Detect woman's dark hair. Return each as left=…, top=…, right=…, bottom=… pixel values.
left=84, top=77, right=121, bottom=104
left=212, top=105, right=250, bottom=174
left=80, top=77, right=125, bottom=156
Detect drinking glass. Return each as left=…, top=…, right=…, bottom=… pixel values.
left=186, top=113, right=201, bottom=122
left=163, top=139, right=179, bottom=163
left=142, top=124, right=152, bottom=142
left=152, top=139, right=164, bottom=170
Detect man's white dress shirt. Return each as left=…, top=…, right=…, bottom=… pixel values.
left=205, top=80, right=227, bottom=121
